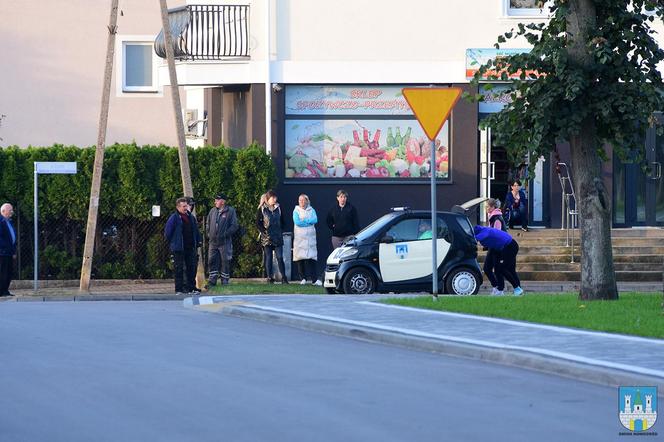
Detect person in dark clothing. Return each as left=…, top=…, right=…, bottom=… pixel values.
left=484, top=198, right=507, bottom=295
left=474, top=225, right=524, bottom=296
left=256, top=190, right=288, bottom=284
left=505, top=179, right=529, bottom=231
left=165, top=197, right=202, bottom=295
left=206, top=193, right=239, bottom=286
left=326, top=189, right=360, bottom=249
left=0, top=203, right=17, bottom=297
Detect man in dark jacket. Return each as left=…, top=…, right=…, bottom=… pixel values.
left=326, top=189, right=360, bottom=249
left=206, top=193, right=239, bottom=286
left=0, top=203, right=17, bottom=297
left=165, top=197, right=202, bottom=295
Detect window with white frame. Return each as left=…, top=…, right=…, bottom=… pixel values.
left=122, top=41, right=158, bottom=93
left=503, top=0, right=552, bottom=17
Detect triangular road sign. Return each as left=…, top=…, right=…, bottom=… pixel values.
left=402, top=88, right=462, bottom=140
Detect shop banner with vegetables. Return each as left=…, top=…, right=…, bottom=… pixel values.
left=284, top=86, right=450, bottom=180
left=285, top=119, right=449, bottom=179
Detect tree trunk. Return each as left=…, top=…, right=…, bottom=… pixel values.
left=567, top=0, right=618, bottom=300
left=569, top=119, right=618, bottom=300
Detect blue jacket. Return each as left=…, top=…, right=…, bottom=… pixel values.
left=474, top=225, right=513, bottom=251
left=164, top=211, right=202, bottom=252
left=0, top=217, right=17, bottom=256
left=505, top=189, right=527, bottom=212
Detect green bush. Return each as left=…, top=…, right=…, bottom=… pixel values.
left=0, top=143, right=276, bottom=279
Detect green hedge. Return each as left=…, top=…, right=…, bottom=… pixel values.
left=0, top=143, right=276, bottom=279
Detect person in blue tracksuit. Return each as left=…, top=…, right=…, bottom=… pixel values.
left=474, top=225, right=524, bottom=296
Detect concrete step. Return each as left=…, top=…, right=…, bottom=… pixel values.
left=516, top=271, right=662, bottom=282
left=478, top=254, right=664, bottom=263
left=507, top=228, right=664, bottom=238
left=514, top=237, right=664, bottom=247
left=515, top=262, right=663, bottom=272
left=516, top=245, right=664, bottom=255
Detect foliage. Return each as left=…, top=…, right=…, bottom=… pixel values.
left=466, top=0, right=664, bottom=169
left=0, top=143, right=276, bottom=279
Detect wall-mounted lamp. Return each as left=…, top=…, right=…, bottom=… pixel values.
left=272, top=83, right=283, bottom=93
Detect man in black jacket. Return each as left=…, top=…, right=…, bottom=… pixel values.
left=206, top=193, right=239, bottom=286
left=326, top=189, right=359, bottom=249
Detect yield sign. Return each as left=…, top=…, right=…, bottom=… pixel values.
left=402, top=88, right=462, bottom=140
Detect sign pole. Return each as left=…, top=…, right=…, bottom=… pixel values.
left=401, top=87, right=462, bottom=300
left=430, top=139, right=437, bottom=299
left=33, top=162, right=78, bottom=293
left=33, top=164, right=38, bottom=292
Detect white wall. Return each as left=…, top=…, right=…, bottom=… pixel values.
left=0, top=0, right=186, bottom=148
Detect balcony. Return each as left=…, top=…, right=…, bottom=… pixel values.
left=155, top=4, right=250, bottom=61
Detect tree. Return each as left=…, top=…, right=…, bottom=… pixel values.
left=468, top=0, right=664, bottom=300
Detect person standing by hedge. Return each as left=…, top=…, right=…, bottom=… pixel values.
left=0, top=203, right=17, bottom=297
left=206, top=193, right=238, bottom=286
left=293, top=194, right=322, bottom=286
left=256, top=190, right=288, bottom=284
left=326, top=189, right=359, bottom=249
left=165, top=197, right=202, bottom=295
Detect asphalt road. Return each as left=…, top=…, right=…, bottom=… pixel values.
left=0, top=301, right=622, bottom=442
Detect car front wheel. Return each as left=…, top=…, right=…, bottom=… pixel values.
left=342, top=268, right=376, bottom=295
left=445, top=268, right=480, bottom=295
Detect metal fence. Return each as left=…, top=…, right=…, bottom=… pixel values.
left=11, top=206, right=178, bottom=281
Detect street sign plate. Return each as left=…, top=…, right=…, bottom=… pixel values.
left=35, top=161, right=77, bottom=174
left=402, top=88, right=462, bottom=140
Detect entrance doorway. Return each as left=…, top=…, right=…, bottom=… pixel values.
left=613, top=114, right=664, bottom=226
left=479, top=127, right=549, bottom=225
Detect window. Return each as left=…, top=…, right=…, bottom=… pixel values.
left=386, top=217, right=448, bottom=242
left=121, top=41, right=158, bottom=93
left=503, top=0, right=552, bottom=17
left=386, top=219, right=421, bottom=242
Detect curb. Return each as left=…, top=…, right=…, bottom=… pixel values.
left=189, top=300, right=664, bottom=395
left=10, top=294, right=188, bottom=302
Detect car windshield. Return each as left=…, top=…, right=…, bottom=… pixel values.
left=355, top=213, right=399, bottom=241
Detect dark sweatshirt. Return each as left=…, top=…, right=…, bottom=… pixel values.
left=326, top=203, right=359, bottom=237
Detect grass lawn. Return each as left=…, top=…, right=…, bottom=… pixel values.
left=381, top=293, right=664, bottom=339
left=208, top=280, right=326, bottom=295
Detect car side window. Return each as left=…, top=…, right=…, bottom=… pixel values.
left=416, top=217, right=449, bottom=240
left=437, top=216, right=449, bottom=240
left=385, top=218, right=421, bottom=242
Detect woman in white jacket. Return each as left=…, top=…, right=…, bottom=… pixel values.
left=292, top=194, right=322, bottom=285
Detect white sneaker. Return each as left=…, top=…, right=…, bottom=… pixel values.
left=299, top=279, right=307, bottom=285
left=313, top=280, right=323, bottom=286
left=491, top=287, right=504, bottom=296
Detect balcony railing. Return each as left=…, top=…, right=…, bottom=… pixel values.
left=155, top=4, right=250, bottom=61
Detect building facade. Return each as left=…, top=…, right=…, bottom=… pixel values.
left=3, top=0, right=664, bottom=260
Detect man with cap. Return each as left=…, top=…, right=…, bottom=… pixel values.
left=206, top=193, right=239, bottom=286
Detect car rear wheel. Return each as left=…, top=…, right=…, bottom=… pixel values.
left=445, top=268, right=480, bottom=295
left=342, top=268, right=376, bottom=295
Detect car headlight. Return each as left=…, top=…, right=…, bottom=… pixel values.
left=333, top=246, right=358, bottom=260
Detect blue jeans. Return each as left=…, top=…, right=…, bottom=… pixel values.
left=263, top=244, right=286, bottom=280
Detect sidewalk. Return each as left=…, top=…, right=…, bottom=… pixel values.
left=185, top=294, right=664, bottom=395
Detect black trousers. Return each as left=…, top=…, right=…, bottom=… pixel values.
left=208, top=243, right=232, bottom=283
left=0, top=255, right=13, bottom=295
left=483, top=249, right=503, bottom=290
left=172, top=249, right=197, bottom=293
left=496, top=240, right=521, bottom=290
left=263, top=245, right=286, bottom=280
left=295, top=259, right=317, bottom=282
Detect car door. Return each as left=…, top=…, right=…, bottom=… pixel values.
left=378, top=216, right=451, bottom=283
